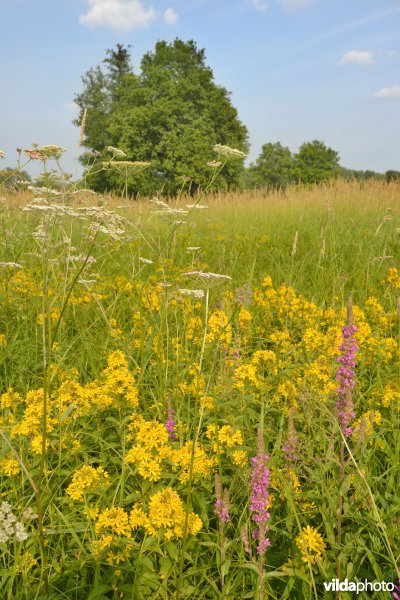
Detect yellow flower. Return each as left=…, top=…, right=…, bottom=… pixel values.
left=16, top=552, right=37, bottom=576
left=386, top=267, right=400, bottom=289
left=199, top=395, right=215, bottom=410
left=232, top=450, right=248, bottom=467
left=84, top=506, right=100, bottom=520
left=133, top=416, right=169, bottom=449
left=206, top=309, right=232, bottom=345
left=276, top=381, right=298, bottom=402
left=137, top=457, right=162, bottom=482
left=352, top=410, right=382, bottom=442
left=238, top=307, right=252, bottom=329
left=296, top=526, right=326, bottom=564
left=1, top=389, right=22, bottom=409
left=0, top=456, right=20, bottom=477
left=91, top=535, right=113, bottom=558
left=262, top=276, right=273, bottom=288
left=382, top=384, right=400, bottom=408
left=145, top=488, right=202, bottom=539
left=30, top=434, right=50, bottom=455
left=95, top=507, right=131, bottom=537
left=106, top=548, right=130, bottom=565
left=129, top=505, right=149, bottom=530
left=233, top=363, right=259, bottom=390
left=206, top=424, right=243, bottom=452
left=179, top=373, right=206, bottom=398
left=252, top=350, right=276, bottom=365
left=67, top=465, right=109, bottom=501
left=171, top=442, right=214, bottom=483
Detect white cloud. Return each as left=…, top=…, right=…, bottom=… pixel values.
left=278, top=0, right=314, bottom=9
left=79, top=0, right=157, bottom=33
left=340, top=50, right=375, bottom=66
left=374, top=86, right=400, bottom=99
left=251, top=0, right=268, bottom=11
left=164, top=7, right=178, bottom=24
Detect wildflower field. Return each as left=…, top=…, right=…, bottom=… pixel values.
left=0, top=161, right=399, bottom=598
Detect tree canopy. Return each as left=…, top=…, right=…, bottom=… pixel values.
left=293, top=140, right=340, bottom=184
left=247, top=140, right=341, bottom=189
left=74, top=40, right=248, bottom=196
left=247, top=142, right=294, bottom=190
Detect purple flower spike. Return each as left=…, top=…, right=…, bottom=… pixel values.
left=250, top=428, right=270, bottom=555
left=335, top=298, right=358, bottom=437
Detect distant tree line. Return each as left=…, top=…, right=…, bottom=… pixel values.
left=246, top=142, right=400, bottom=190
left=246, top=140, right=341, bottom=189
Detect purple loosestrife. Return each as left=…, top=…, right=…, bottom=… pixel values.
left=214, top=474, right=230, bottom=523
left=165, top=401, right=176, bottom=440
left=250, top=428, right=270, bottom=555
left=335, top=298, right=358, bottom=437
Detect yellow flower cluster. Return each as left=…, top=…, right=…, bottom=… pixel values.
left=125, top=415, right=224, bottom=484
left=233, top=349, right=277, bottom=391
left=382, top=384, right=400, bottom=408
left=171, top=441, right=215, bottom=483
left=92, top=488, right=202, bottom=550
left=270, top=468, right=301, bottom=502
left=232, top=449, right=248, bottom=467
left=295, top=525, right=326, bottom=564
left=95, top=507, right=131, bottom=537
left=9, top=351, right=139, bottom=455
left=206, top=424, right=243, bottom=453
left=386, top=267, right=400, bottom=289
left=130, top=488, right=202, bottom=540
left=0, top=456, right=20, bottom=477
left=238, top=307, right=252, bottom=330
left=11, top=389, right=56, bottom=454
left=67, top=465, right=110, bottom=500
left=206, top=309, right=232, bottom=345
left=125, top=416, right=170, bottom=482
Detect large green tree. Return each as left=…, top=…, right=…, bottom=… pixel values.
left=247, top=142, right=294, bottom=190
left=74, top=40, right=248, bottom=195
left=294, top=140, right=340, bottom=184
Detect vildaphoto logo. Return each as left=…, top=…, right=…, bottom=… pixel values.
left=323, top=579, right=395, bottom=594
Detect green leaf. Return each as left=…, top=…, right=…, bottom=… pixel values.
left=88, top=585, right=112, bottom=599
left=221, top=559, right=231, bottom=577
left=60, top=402, right=75, bottom=422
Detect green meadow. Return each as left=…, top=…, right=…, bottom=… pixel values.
left=0, top=178, right=399, bottom=599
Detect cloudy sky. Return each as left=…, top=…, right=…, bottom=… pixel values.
left=1, top=0, right=400, bottom=177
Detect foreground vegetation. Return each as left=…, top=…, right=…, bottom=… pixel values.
left=0, top=174, right=399, bottom=599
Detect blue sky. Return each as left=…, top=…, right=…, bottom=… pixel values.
left=1, top=0, right=400, bottom=178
